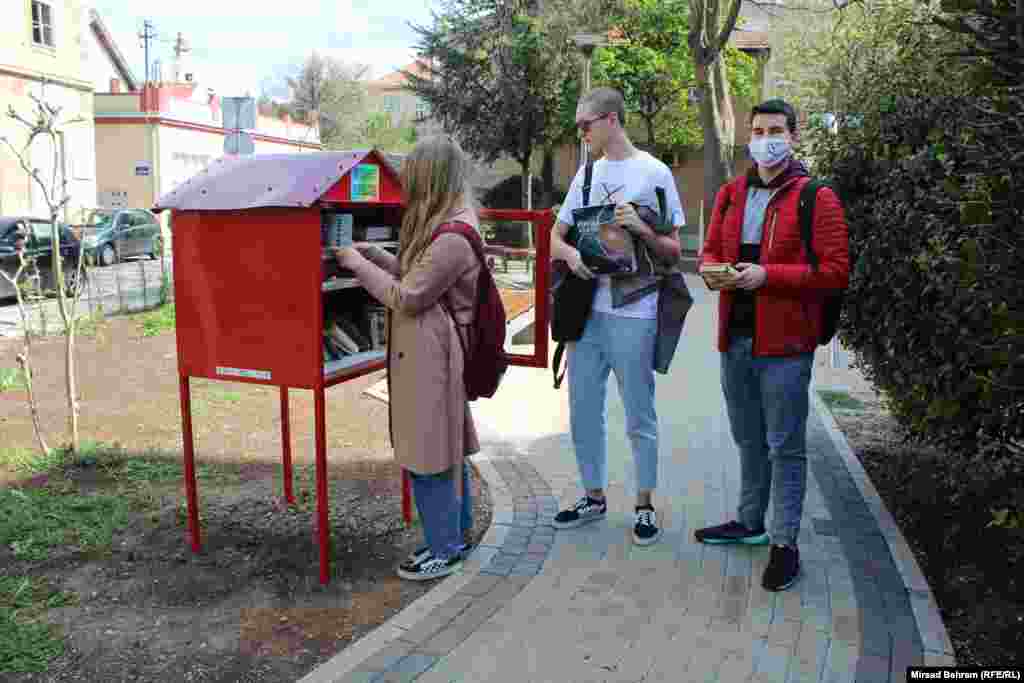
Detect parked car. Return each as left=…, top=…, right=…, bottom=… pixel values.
left=79, top=208, right=163, bottom=266
left=0, top=216, right=87, bottom=301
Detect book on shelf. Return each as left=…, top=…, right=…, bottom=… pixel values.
left=333, top=317, right=371, bottom=352
left=367, top=307, right=388, bottom=350
left=363, top=226, right=394, bottom=242
left=327, top=323, right=360, bottom=355
left=323, top=212, right=354, bottom=248
left=323, top=336, right=342, bottom=361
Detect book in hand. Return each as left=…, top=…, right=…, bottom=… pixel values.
left=699, top=262, right=739, bottom=291
left=569, top=204, right=637, bottom=275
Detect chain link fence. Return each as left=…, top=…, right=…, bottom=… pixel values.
left=1, top=254, right=174, bottom=338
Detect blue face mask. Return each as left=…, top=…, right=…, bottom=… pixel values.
left=748, top=136, right=791, bottom=167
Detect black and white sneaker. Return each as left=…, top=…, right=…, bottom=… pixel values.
left=553, top=496, right=607, bottom=529
left=397, top=553, right=462, bottom=581
left=633, top=505, right=662, bottom=545
left=403, top=543, right=470, bottom=570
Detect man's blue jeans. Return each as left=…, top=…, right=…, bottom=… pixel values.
left=408, top=461, right=472, bottom=560
left=721, top=336, right=813, bottom=547
left=568, top=311, right=659, bottom=493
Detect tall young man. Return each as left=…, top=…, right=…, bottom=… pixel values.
left=696, top=99, right=849, bottom=590
left=550, top=87, right=685, bottom=546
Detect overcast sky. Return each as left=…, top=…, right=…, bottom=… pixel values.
left=87, top=0, right=437, bottom=96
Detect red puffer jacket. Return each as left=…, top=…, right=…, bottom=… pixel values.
left=700, top=171, right=849, bottom=357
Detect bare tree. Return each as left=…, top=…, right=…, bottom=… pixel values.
left=0, top=245, right=50, bottom=455
left=1, top=81, right=91, bottom=454
left=286, top=52, right=370, bottom=148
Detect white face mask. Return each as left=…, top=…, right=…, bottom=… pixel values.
left=748, top=136, right=791, bottom=167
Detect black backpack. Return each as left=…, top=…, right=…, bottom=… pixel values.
left=550, top=161, right=598, bottom=389
left=798, top=180, right=846, bottom=346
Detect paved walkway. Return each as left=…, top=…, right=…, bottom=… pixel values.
left=300, top=274, right=955, bottom=683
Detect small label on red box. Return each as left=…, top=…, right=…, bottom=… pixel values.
left=216, top=366, right=271, bottom=381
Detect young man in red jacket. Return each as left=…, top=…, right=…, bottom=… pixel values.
left=696, top=99, right=849, bottom=591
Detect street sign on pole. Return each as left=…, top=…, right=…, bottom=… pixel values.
left=223, top=96, right=256, bottom=155
left=222, top=96, right=256, bottom=131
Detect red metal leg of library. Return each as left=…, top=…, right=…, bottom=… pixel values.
left=314, top=386, right=330, bottom=584
left=280, top=387, right=294, bottom=505
left=179, top=374, right=201, bottom=553
left=402, top=470, right=412, bottom=526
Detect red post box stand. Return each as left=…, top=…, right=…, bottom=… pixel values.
left=155, top=150, right=552, bottom=584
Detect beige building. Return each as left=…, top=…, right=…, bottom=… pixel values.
left=365, top=60, right=442, bottom=139
left=94, top=83, right=322, bottom=211
left=0, top=0, right=97, bottom=222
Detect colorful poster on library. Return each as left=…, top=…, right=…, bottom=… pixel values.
left=350, top=163, right=380, bottom=202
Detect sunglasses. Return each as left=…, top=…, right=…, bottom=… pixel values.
left=576, top=112, right=611, bottom=134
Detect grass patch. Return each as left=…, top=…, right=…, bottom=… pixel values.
left=0, top=486, right=131, bottom=562
left=818, top=389, right=866, bottom=411
left=135, top=302, right=175, bottom=337
left=0, top=576, right=77, bottom=673
left=0, top=446, right=67, bottom=479
left=115, top=457, right=227, bottom=483
left=0, top=368, right=26, bottom=392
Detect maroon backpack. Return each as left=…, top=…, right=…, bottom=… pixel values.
left=431, top=221, right=508, bottom=400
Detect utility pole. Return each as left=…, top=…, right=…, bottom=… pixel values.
left=139, top=20, right=155, bottom=85
left=572, top=33, right=609, bottom=170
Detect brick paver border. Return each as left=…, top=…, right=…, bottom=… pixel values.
left=810, top=388, right=957, bottom=670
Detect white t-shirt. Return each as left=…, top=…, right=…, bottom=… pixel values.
left=557, top=150, right=686, bottom=318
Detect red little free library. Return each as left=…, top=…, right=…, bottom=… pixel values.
left=155, top=149, right=552, bottom=583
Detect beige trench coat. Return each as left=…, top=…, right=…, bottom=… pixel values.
left=349, top=230, right=481, bottom=485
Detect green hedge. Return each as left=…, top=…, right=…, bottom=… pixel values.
left=809, top=1, right=1023, bottom=501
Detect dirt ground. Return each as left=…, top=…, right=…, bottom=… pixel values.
left=0, top=317, right=493, bottom=682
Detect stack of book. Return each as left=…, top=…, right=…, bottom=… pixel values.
left=323, top=314, right=372, bottom=361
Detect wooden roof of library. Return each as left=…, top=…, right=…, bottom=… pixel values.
left=154, top=149, right=399, bottom=212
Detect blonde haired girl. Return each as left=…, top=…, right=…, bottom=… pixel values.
left=334, top=136, right=482, bottom=580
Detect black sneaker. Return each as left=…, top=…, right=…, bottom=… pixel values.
left=694, top=520, right=769, bottom=545
left=633, top=505, right=662, bottom=546
left=397, top=553, right=462, bottom=581
left=553, top=496, right=607, bottom=529
left=762, top=544, right=800, bottom=591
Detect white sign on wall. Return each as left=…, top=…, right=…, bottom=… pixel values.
left=99, top=190, right=128, bottom=209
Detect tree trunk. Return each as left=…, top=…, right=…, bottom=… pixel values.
left=8, top=264, right=49, bottom=456
left=541, top=148, right=555, bottom=209
left=16, top=352, right=49, bottom=456
left=520, top=156, right=532, bottom=210
left=50, top=215, right=80, bottom=454
left=699, top=56, right=736, bottom=226
left=645, top=114, right=657, bottom=152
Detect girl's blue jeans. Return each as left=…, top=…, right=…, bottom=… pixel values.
left=408, top=461, right=473, bottom=560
